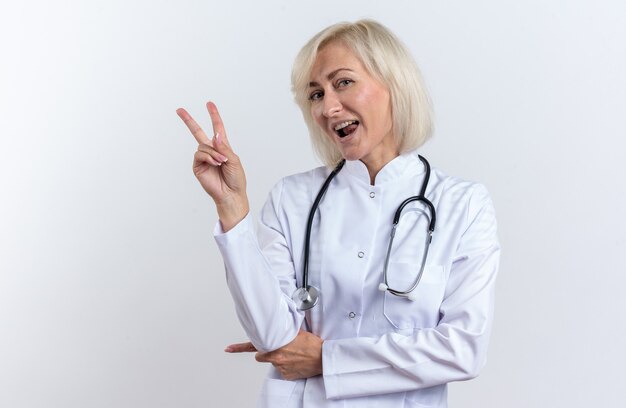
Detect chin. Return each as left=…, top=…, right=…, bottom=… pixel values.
left=332, top=137, right=365, bottom=162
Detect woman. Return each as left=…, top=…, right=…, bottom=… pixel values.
left=177, top=20, right=499, bottom=408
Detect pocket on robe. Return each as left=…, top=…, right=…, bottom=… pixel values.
left=382, top=264, right=446, bottom=330
left=257, top=377, right=300, bottom=408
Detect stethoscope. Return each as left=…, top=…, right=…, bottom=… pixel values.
left=291, top=155, right=437, bottom=311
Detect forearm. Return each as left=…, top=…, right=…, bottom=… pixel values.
left=323, top=322, right=491, bottom=399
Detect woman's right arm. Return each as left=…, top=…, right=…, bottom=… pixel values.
left=177, top=102, right=304, bottom=351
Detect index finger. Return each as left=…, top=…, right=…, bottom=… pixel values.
left=224, top=342, right=257, bottom=353
left=176, top=108, right=211, bottom=145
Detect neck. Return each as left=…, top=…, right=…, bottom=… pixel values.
left=361, top=150, right=400, bottom=185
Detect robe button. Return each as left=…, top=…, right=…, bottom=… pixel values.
left=358, top=251, right=365, bottom=258
left=369, top=192, right=375, bottom=198
left=348, top=312, right=356, bottom=319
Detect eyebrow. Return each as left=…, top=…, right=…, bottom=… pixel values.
left=309, top=68, right=354, bottom=87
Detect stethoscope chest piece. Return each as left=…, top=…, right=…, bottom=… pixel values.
left=292, top=285, right=320, bottom=311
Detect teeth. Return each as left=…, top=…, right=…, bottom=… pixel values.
left=334, top=120, right=356, bottom=131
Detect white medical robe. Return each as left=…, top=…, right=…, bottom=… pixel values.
left=214, top=150, right=500, bottom=407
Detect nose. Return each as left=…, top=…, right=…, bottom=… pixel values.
left=322, top=91, right=342, bottom=118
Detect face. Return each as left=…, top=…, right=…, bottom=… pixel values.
left=308, top=41, right=397, bottom=165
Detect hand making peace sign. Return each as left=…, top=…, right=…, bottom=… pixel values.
left=177, top=102, right=249, bottom=231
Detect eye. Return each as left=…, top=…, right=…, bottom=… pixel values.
left=336, top=79, right=354, bottom=88
left=309, top=90, right=323, bottom=101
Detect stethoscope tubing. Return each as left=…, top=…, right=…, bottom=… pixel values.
left=298, top=154, right=436, bottom=310
left=302, top=159, right=345, bottom=291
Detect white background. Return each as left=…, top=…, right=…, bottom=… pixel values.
left=1, top=0, right=625, bottom=407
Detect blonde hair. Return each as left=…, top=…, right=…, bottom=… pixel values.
left=291, top=19, right=434, bottom=167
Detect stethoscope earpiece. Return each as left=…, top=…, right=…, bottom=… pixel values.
left=407, top=291, right=419, bottom=302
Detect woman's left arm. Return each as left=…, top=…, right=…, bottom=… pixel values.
left=321, top=185, right=500, bottom=398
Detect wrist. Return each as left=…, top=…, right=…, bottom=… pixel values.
left=216, top=195, right=249, bottom=232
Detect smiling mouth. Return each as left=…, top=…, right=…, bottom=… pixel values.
left=334, top=120, right=359, bottom=138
